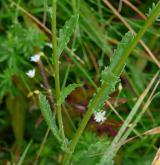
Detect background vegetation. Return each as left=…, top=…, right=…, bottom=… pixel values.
left=0, top=0, right=159, bottom=164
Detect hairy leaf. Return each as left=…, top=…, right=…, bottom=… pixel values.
left=147, top=2, right=160, bottom=21
left=88, top=32, right=133, bottom=113
left=72, top=132, right=110, bottom=165
left=108, top=31, right=133, bottom=76
left=39, top=93, right=61, bottom=142
left=58, top=14, right=79, bottom=56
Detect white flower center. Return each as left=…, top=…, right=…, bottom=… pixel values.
left=94, top=111, right=106, bottom=123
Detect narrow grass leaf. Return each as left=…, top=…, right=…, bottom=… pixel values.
left=98, top=72, right=159, bottom=165
left=17, top=140, right=32, bottom=165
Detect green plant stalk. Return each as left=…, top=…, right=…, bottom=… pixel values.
left=52, top=0, right=65, bottom=140
left=111, top=3, right=160, bottom=72
left=63, top=1, right=160, bottom=163
left=71, top=0, right=77, bottom=14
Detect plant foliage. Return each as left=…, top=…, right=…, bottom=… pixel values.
left=58, top=14, right=79, bottom=56
left=59, top=83, right=83, bottom=104
left=39, top=93, right=61, bottom=142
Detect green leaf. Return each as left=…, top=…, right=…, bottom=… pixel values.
left=39, top=93, right=61, bottom=142
left=109, top=31, right=133, bottom=76
left=88, top=32, right=133, bottom=113
left=58, top=14, right=79, bottom=56
left=0, top=69, right=17, bottom=96
left=97, top=159, right=114, bottom=165
left=72, top=132, right=110, bottom=165
left=59, top=83, right=83, bottom=104
left=147, top=2, right=160, bottom=21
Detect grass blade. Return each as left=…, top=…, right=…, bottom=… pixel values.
left=99, top=72, right=159, bottom=165
left=17, top=140, right=32, bottom=165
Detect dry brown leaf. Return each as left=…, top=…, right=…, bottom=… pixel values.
left=152, top=148, right=160, bottom=165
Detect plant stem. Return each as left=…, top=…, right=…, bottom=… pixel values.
left=52, top=0, right=65, bottom=141
left=62, top=1, right=160, bottom=163
left=71, top=0, right=76, bottom=14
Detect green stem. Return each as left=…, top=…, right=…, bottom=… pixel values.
left=62, top=1, right=160, bottom=163
left=111, top=1, right=160, bottom=72
left=71, top=0, right=76, bottom=14
left=52, top=0, right=65, bottom=141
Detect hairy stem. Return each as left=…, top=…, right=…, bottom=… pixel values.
left=52, top=0, right=65, bottom=140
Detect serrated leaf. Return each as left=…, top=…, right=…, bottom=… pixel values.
left=109, top=31, right=133, bottom=75
left=88, top=32, right=133, bottom=113
left=72, top=132, right=110, bottom=165
left=58, top=14, right=79, bottom=56
left=59, top=83, right=83, bottom=104
left=39, top=93, right=61, bottom=142
left=147, top=2, right=160, bottom=21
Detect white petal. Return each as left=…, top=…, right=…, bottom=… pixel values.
left=30, top=54, right=41, bottom=62
left=45, top=42, right=52, bottom=48
left=26, top=69, right=35, bottom=78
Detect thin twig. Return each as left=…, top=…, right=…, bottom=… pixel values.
left=38, top=59, right=55, bottom=111
left=121, top=0, right=147, bottom=20
left=51, top=0, right=65, bottom=141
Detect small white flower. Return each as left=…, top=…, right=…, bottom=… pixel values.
left=34, top=90, right=40, bottom=94
left=40, top=84, right=44, bottom=88
left=45, top=42, right=52, bottom=48
left=118, top=83, right=123, bottom=91
left=94, top=111, right=106, bottom=123
left=30, top=53, right=41, bottom=62
left=26, top=69, right=35, bottom=78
